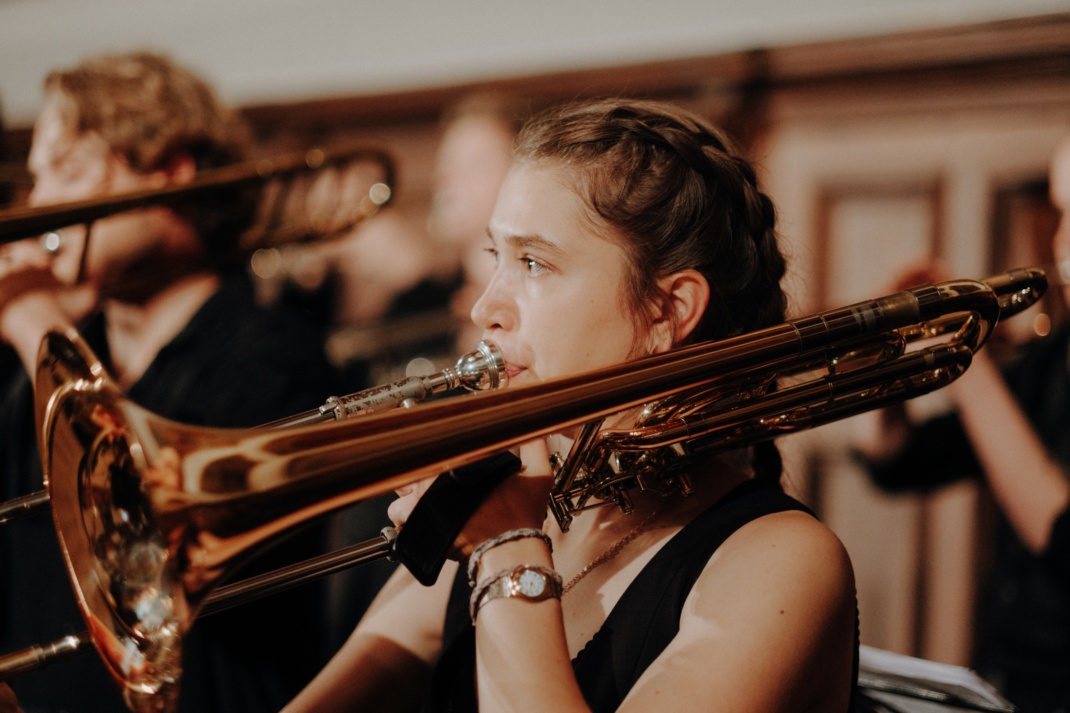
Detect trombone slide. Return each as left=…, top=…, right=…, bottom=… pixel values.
left=0, top=267, right=1047, bottom=711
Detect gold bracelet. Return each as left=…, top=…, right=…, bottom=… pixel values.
left=466, top=528, right=552, bottom=586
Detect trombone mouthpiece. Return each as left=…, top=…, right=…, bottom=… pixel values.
left=449, top=341, right=507, bottom=392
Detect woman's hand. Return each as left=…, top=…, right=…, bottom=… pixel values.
left=387, top=476, right=436, bottom=530
left=387, top=439, right=554, bottom=558
left=460, top=439, right=554, bottom=550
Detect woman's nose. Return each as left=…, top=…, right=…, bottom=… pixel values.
left=470, top=271, right=514, bottom=332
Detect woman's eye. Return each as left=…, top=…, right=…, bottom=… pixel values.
left=483, top=247, right=500, bottom=265
left=522, top=257, right=547, bottom=276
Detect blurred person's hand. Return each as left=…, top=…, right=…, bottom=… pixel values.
left=0, top=683, right=23, bottom=713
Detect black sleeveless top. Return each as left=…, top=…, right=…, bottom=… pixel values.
left=422, top=478, right=857, bottom=712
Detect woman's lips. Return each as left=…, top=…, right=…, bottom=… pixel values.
left=504, top=362, right=526, bottom=381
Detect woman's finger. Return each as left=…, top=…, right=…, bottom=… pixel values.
left=387, top=476, right=437, bottom=528
left=517, top=439, right=552, bottom=478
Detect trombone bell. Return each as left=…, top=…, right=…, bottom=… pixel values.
left=33, top=331, right=507, bottom=708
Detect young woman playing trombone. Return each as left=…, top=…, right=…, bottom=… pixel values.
left=283, top=98, right=859, bottom=713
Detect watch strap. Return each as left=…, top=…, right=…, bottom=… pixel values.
left=470, top=564, right=563, bottom=622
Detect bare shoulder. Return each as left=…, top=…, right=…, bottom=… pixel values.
left=722, top=508, right=853, bottom=578
left=618, top=509, right=857, bottom=712
left=695, top=509, right=856, bottom=620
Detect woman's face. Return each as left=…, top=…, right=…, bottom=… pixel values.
left=471, top=161, right=647, bottom=386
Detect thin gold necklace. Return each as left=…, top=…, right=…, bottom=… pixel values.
left=562, top=507, right=661, bottom=594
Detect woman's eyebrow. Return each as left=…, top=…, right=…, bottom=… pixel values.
left=504, top=233, right=565, bottom=259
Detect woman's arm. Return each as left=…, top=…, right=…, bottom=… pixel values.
left=948, top=350, right=1070, bottom=554
left=399, top=439, right=590, bottom=711
left=282, top=561, right=456, bottom=713
left=472, top=536, right=589, bottom=711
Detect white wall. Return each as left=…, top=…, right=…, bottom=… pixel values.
left=1, top=0, right=1068, bottom=125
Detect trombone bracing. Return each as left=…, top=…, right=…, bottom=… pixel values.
left=0, top=267, right=1048, bottom=712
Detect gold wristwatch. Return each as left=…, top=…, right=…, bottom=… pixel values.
left=471, top=565, right=563, bottom=621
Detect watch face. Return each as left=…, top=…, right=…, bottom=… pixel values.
left=516, top=569, right=547, bottom=597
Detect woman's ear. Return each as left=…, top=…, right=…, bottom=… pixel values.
left=648, top=269, right=710, bottom=353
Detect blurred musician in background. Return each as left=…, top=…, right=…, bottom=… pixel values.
left=312, top=91, right=530, bottom=655
left=268, top=92, right=527, bottom=388
left=0, top=51, right=336, bottom=713
left=428, top=93, right=528, bottom=355
left=857, top=135, right=1070, bottom=713
left=285, top=98, right=859, bottom=713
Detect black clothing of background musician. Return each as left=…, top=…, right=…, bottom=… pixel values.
left=865, top=323, right=1070, bottom=713
left=0, top=270, right=339, bottom=713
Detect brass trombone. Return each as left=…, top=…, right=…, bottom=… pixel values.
left=0, top=267, right=1049, bottom=713
left=0, top=139, right=396, bottom=248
